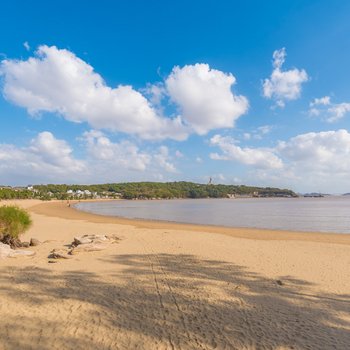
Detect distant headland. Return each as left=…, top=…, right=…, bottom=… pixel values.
left=0, top=182, right=298, bottom=201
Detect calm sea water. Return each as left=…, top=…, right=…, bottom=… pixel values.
left=75, top=197, right=350, bottom=234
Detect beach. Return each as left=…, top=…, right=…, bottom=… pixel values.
left=1, top=199, right=349, bottom=349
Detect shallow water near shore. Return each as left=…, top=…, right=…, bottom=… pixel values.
left=75, top=196, right=350, bottom=234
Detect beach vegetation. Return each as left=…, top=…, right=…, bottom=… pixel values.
left=0, top=205, right=32, bottom=248
left=1, top=182, right=298, bottom=201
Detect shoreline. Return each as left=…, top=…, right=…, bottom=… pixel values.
left=30, top=200, right=350, bottom=246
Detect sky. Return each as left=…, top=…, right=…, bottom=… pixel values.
left=1, top=0, right=350, bottom=193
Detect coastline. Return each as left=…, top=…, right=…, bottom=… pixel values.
left=1, top=199, right=349, bottom=349
left=31, top=200, right=350, bottom=246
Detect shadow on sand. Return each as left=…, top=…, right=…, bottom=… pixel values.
left=0, top=254, right=349, bottom=349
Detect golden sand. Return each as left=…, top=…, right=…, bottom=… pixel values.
left=0, top=199, right=349, bottom=349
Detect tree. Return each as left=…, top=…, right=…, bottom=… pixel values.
left=0, top=206, right=32, bottom=248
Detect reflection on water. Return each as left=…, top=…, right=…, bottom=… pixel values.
left=75, top=197, right=350, bottom=234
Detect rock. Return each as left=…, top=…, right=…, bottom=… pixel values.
left=73, top=235, right=108, bottom=246
left=48, top=249, right=73, bottom=259
left=73, top=234, right=110, bottom=247
left=1, top=235, right=22, bottom=248
left=106, top=234, right=120, bottom=243
left=48, top=260, right=58, bottom=264
left=0, top=242, right=12, bottom=258
left=21, top=241, right=30, bottom=248
left=68, top=234, right=119, bottom=254
left=90, top=234, right=108, bottom=241
left=73, top=236, right=93, bottom=245
left=276, top=280, right=283, bottom=286
left=10, top=250, right=36, bottom=258
left=30, top=238, right=41, bottom=246
left=71, top=242, right=108, bottom=254
left=91, top=238, right=108, bottom=244
left=0, top=242, right=35, bottom=259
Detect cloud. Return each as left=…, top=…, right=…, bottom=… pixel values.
left=1, top=46, right=249, bottom=140
left=209, top=134, right=283, bottom=169
left=242, top=125, right=273, bottom=141
left=0, top=132, right=85, bottom=183
left=269, top=129, right=350, bottom=191
left=257, top=125, right=272, bottom=135
left=175, top=150, right=183, bottom=158
left=0, top=45, right=188, bottom=141
left=210, top=129, right=350, bottom=192
left=211, top=129, right=350, bottom=174
left=327, top=103, right=350, bottom=122
left=29, top=131, right=84, bottom=170
left=166, top=63, right=248, bottom=134
left=23, top=41, right=30, bottom=51
left=83, top=130, right=178, bottom=174
left=310, top=96, right=331, bottom=107
left=214, top=173, right=226, bottom=181
left=0, top=130, right=182, bottom=185
left=83, top=130, right=151, bottom=171
left=143, top=82, right=166, bottom=108
left=154, top=146, right=177, bottom=173
left=309, top=96, right=350, bottom=122
left=263, top=48, right=308, bottom=107
left=277, top=129, right=350, bottom=173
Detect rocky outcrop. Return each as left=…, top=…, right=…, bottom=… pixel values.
left=48, top=234, right=120, bottom=260
left=70, top=234, right=118, bottom=254
left=73, top=234, right=109, bottom=246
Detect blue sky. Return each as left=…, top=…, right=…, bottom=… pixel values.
left=1, top=0, right=350, bottom=192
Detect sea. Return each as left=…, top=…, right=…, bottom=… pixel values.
left=74, top=196, right=350, bottom=234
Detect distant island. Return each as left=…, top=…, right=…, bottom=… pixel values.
left=303, top=193, right=325, bottom=198
left=0, top=182, right=297, bottom=200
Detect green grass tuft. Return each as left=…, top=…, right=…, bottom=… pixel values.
left=0, top=206, right=32, bottom=246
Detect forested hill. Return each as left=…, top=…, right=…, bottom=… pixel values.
left=0, top=182, right=298, bottom=200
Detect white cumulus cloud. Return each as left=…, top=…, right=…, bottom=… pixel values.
left=209, top=134, right=283, bottom=169
left=277, top=129, right=350, bottom=173
left=327, top=103, right=350, bottom=122
left=0, top=45, right=188, bottom=141
left=83, top=130, right=178, bottom=174
left=83, top=130, right=152, bottom=171
left=263, top=48, right=308, bottom=107
left=1, top=46, right=249, bottom=140
left=154, top=146, right=177, bottom=173
left=0, top=130, right=183, bottom=185
left=0, top=132, right=85, bottom=184
left=309, top=96, right=350, bottom=122
left=242, top=125, right=273, bottom=141
left=310, top=96, right=331, bottom=107
left=210, top=129, right=350, bottom=192
left=166, top=63, right=248, bottom=134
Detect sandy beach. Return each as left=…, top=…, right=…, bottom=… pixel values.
left=0, top=199, right=349, bottom=350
